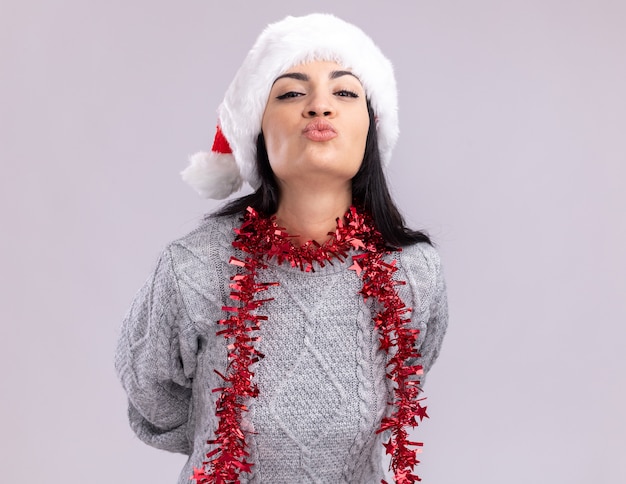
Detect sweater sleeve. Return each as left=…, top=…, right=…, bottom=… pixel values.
left=115, top=247, right=198, bottom=454
left=401, top=243, right=449, bottom=385
left=417, top=247, right=448, bottom=378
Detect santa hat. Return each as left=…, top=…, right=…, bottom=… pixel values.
left=182, top=13, right=399, bottom=199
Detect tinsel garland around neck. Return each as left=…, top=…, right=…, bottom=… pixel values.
left=192, top=206, right=428, bottom=484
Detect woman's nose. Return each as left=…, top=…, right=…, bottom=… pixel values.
left=304, top=92, right=335, bottom=117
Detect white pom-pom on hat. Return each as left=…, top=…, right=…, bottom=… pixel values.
left=181, top=151, right=242, bottom=199
left=181, top=125, right=243, bottom=199
left=182, top=13, right=399, bottom=200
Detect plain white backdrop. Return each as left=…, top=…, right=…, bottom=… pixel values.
left=2, top=1, right=625, bottom=482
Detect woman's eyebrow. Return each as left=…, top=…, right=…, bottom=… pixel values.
left=272, top=70, right=361, bottom=85
left=273, top=72, right=309, bottom=85
left=330, top=70, right=360, bottom=82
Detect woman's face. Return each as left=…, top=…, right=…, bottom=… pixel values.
left=261, top=60, right=370, bottom=188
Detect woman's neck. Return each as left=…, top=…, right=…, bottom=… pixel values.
left=274, top=184, right=352, bottom=246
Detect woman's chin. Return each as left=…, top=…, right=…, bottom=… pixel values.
left=274, top=155, right=362, bottom=183
left=278, top=168, right=359, bottom=191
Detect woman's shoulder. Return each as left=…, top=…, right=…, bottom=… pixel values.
left=398, top=241, right=442, bottom=269
left=396, top=241, right=444, bottom=287
left=154, top=213, right=241, bottom=311
left=166, top=212, right=241, bottom=261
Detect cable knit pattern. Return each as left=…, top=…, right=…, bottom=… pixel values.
left=116, top=213, right=448, bottom=484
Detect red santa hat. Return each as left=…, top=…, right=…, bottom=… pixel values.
left=182, top=13, right=399, bottom=199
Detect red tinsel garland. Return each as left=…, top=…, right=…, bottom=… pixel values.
left=192, top=206, right=428, bottom=484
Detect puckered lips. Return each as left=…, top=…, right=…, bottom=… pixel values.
left=302, top=119, right=338, bottom=142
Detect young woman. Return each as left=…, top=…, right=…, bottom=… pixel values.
left=116, top=13, right=448, bottom=484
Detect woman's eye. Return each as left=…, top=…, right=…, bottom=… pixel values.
left=335, top=90, right=359, bottom=98
left=276, top=91, right=304, bottom=100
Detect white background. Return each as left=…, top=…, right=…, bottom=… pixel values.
left=2, top=1, right=625, bottom=482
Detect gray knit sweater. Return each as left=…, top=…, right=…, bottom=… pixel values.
left=115, top=213, right=448, bottom=483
